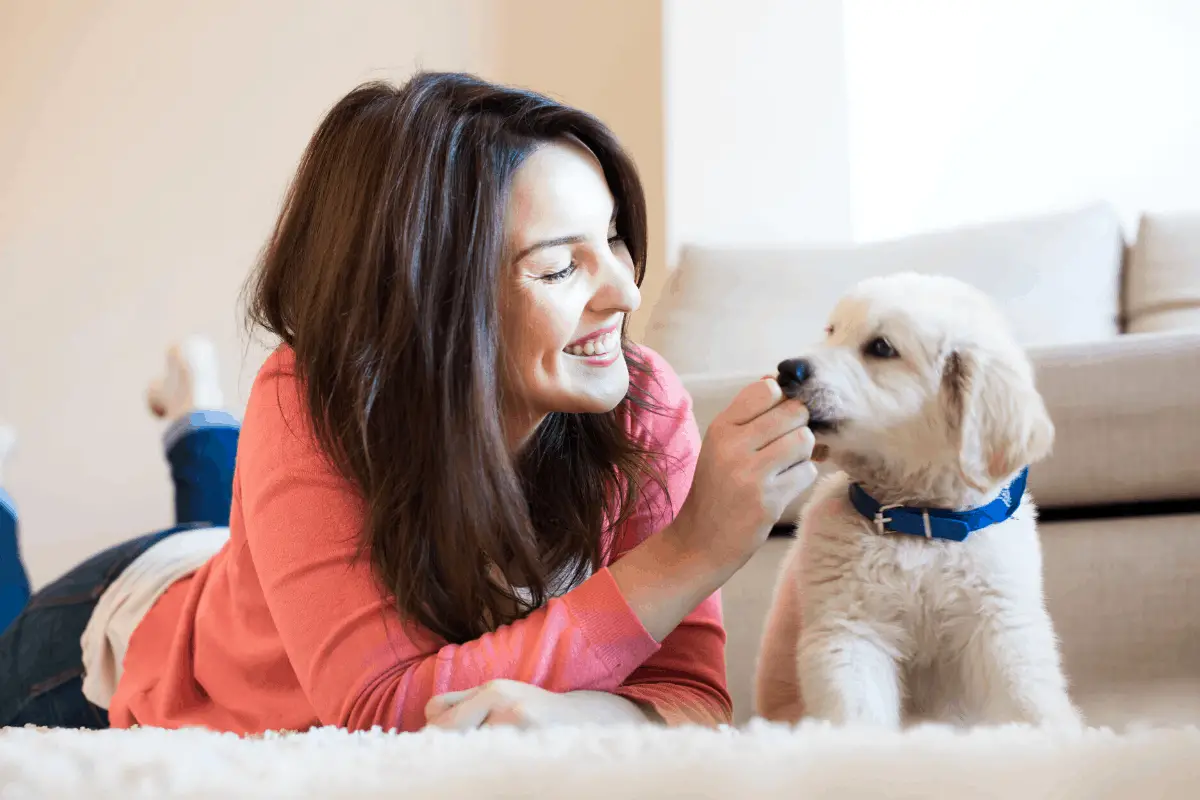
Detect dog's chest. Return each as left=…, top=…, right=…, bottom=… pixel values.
left=884, top=535, right=950, bottom=573
left=860, top=522, right=1000, bottom=598
left=795, top=482, right=1037, bottom=629
left=801, top=508, right=1008, bottom=629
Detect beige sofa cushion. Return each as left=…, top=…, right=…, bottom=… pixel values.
left=1028, top=331, right=1200, bottom=507
left=1040, top=513, right=1200, bottom=726
left=644, top=204, right=1125, bottom=376
left=1125, top=212, right=1200, bottom=333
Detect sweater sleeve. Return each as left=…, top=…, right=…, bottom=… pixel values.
left=237, top=350, right=662, bottom=733
left=610, top=348, right=733, bottom=726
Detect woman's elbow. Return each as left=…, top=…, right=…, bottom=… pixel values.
left=329, top=674, right=424, bottom=733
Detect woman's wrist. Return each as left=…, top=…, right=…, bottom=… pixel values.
left=565, top=690, right=659, bottom=725
left=608, top=511, right=737, bottom=643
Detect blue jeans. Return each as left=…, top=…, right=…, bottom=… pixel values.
left=0, top=410, right=240, bottom=728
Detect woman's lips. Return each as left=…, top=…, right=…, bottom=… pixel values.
left=565, top=323, right=619, bottom=349
left=563, top=326, right=620, bottom=358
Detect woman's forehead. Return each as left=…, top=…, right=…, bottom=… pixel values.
left=506, top=142, right=616, bottom=246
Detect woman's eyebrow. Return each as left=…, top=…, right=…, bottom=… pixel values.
left=513, top=235, right=586, bottom=264
left=512, top=211, right=619, bottom=264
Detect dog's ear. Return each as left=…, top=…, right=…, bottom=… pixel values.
left=942, top=348, right=1054, bottom=491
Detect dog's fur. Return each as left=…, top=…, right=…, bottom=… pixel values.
left=760, top=272, right=1081, bottom=729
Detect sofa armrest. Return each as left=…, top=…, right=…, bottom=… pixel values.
left=1030, top=331, right=1200, bottom=508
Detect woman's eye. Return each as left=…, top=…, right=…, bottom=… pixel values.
left=608, top=234, right=625, bottom=250
left=864, top=337, right=899, bottom=359
left=542, top=263, right=577, bottom=283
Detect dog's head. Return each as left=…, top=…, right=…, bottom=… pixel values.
left=777, top=272, right=1053, bottom=498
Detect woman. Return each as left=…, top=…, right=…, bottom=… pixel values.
left=0, top=72, right=816, bottom=733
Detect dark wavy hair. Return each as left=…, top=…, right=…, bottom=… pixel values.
left=244, top=72, right=666, bottom=644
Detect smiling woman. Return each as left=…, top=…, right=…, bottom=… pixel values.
left=0, top=72, right=818, bottom=735
left=501, top=140, right=643, bottom=441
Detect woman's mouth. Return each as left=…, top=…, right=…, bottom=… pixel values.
left=563, top=329, right=620, bottom=358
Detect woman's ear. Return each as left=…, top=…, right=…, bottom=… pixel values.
left=942, top=347, right=1054, bottom=491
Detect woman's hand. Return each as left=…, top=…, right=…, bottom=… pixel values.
left=425, top=680, right=652, bottom=730
left=610, top=376, right=816, bottom=643
left=674, top=375, right=817, bottom=570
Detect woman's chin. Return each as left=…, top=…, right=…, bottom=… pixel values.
left=559, top=378, right=631, bottom=416
left=572, top=387, right=629, bottom=415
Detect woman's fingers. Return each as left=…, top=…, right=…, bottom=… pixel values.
left=427, top=689, right=500, bottom=730
left=757, top=423, right=816, bottom=475
left=718, top=377, right=785, bottom=427
left=426, top=680, right=534, bottom=730
left=425, top=688, right=483, bottom=726
left=744, top=400, right=810, bottom=453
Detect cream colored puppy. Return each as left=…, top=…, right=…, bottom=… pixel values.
left=756, top=272, right=1081, bottom=729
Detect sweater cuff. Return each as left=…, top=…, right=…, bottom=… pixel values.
left=563, top=566, right=661, bottom=684
left=613, top=683, right=729, bottom=727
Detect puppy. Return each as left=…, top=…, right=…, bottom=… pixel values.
left=757, top=272, right=1081, bottom=729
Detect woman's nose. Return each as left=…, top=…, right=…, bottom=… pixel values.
left=595, top=251, right=641, bottom=313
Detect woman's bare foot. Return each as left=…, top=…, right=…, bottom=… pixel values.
left=146, top=336, right=224, bottom=421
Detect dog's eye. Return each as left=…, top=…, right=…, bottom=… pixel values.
left=864, top=337, right=899, bottom=359
left=825, top=325, right=834, bottom=337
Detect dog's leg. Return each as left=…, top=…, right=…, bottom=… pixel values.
left=797, top=629, right=903, bottom=728
left=958, top=606, right=1082, bottom=729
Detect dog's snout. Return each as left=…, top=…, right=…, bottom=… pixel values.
left=776, top=358, right=812, bottom=395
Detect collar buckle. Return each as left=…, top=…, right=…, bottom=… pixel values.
left=874, top=503, right=900, bottom=535
left=873, top=505, right=934, bottom=538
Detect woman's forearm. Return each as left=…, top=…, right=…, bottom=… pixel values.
left=608, top=515, right=739, bottom=644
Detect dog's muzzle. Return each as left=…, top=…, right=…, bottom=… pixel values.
left=777, top=358, right=839, bottom=433
left=776, top=358, right=811, bottom=398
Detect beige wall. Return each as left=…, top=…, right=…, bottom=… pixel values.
left=663, top=0, right=854, bottom=260
left=0, top=0, right=664, bottom=587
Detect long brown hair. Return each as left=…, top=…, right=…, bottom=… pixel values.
left=245, top=72, right=666, bottom=644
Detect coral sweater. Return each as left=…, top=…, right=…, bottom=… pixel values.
left=109, top=345, right=731, bottom=733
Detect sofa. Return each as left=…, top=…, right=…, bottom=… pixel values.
left=641, top=203, right=1200, bottom=726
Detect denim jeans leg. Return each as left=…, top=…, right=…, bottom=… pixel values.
left=164, top=410, right=240, bottom=527
left=0, top=488, right=31, bottom=635
left=0, top=526, right=199, bottom=728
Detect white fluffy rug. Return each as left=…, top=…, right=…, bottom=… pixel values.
left=2, top=721, right=1199, bottom=799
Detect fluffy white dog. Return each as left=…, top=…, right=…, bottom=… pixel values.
left=755, top=272, right=1082, bottom=729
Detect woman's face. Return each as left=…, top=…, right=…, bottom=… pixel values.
left=500, top=140, right=641, bottom=447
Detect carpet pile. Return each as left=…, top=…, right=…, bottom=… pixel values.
left=2, top=720, right=1199, bottom=798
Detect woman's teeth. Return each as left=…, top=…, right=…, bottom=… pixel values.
left=565, top=331, right=620, bottom=357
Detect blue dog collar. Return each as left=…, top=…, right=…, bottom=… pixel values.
left=848, top=468, right=1029, bottom=542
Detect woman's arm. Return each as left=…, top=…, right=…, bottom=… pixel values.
left=239, top=351, right=730, bottom=733
left=610, top=589, right=731, bottom=726
left=423, top=348, right=734, bottom=730
left=606, top=348, right=733, bottom=726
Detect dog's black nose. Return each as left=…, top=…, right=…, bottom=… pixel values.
left=776, top=358, right=811, bottom=393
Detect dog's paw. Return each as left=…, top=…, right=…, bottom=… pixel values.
left=1031, top=704, right=1086, bottom=734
